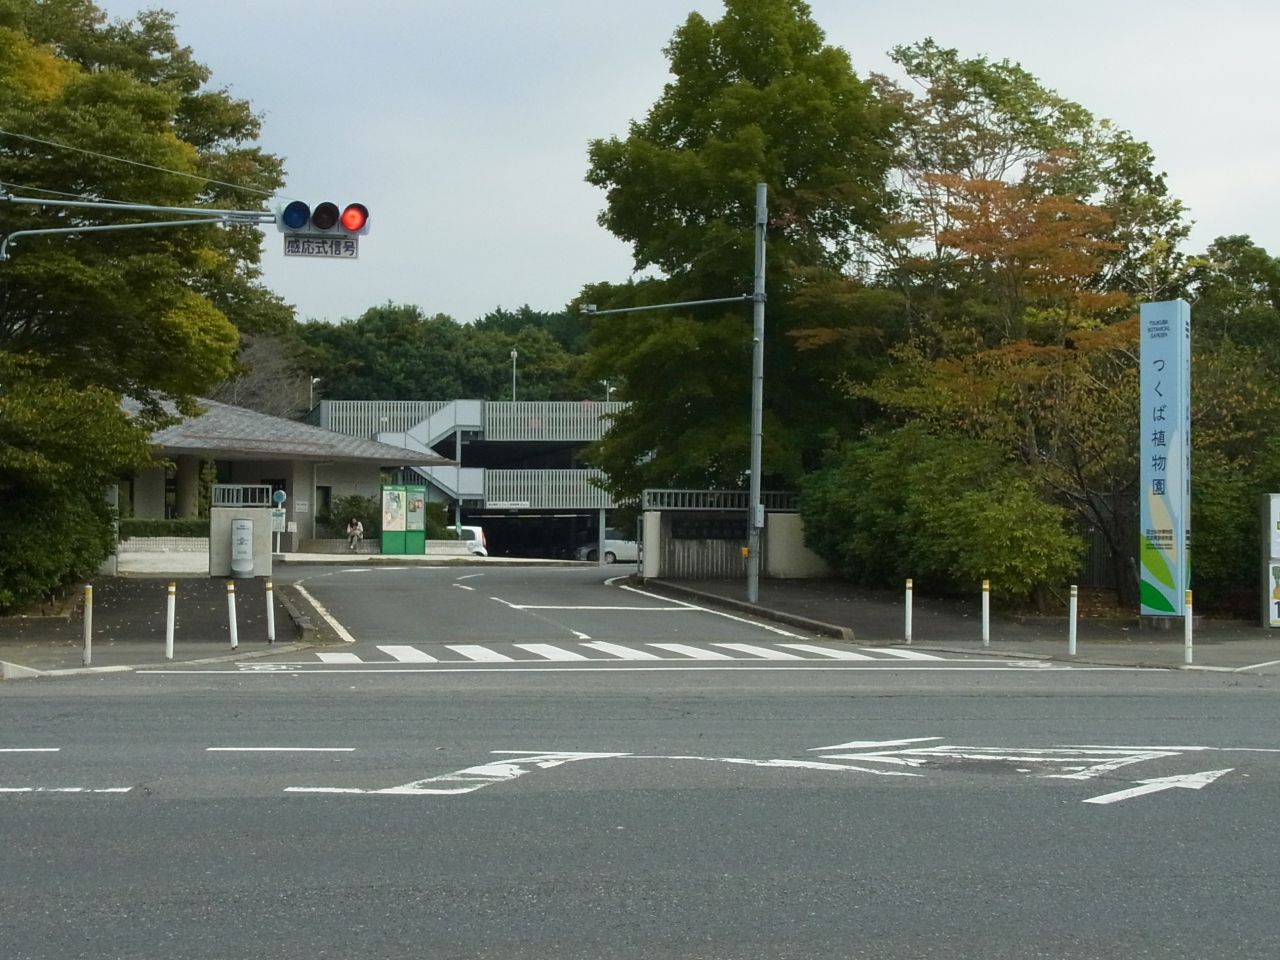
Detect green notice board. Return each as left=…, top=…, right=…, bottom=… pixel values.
left=380, top=485, right=427, bottom=555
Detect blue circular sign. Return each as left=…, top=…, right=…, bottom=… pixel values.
left=272, top=489, right=287, bottom=504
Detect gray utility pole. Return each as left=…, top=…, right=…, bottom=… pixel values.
left=510, top=350, right=518, bottom=402
left=581, top=183, right=768, bottom=603
left=746, top=183, right=767, bottom=603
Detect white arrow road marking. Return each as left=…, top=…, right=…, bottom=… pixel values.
left=812, top=737, right=943, bottom=751
left=287, top=752, right=628, bottom=795
left=453, top=583, right=475, bottom=591
left=284, top=747, right=923, bottom=796
left=1082, top=768, right=1233, bottom=805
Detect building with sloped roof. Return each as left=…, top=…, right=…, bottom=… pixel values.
left=127, top=399, right=453, bottom=545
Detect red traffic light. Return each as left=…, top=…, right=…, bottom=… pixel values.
left=341, top=203, right=368, bottom=232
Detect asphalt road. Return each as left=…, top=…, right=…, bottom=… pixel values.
left=2, top=567, right=1278, bottom=959
left=231, top=564, right=1056, bottom=673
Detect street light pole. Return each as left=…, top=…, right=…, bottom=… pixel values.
left=747, top=183, right=767, bottom=604
left=511, top=349, right=518, bottom=402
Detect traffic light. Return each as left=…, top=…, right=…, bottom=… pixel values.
left=276, top=200, right=370, bottom=236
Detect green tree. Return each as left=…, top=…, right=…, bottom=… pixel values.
left=0, top=1, right=287, bottom=609
left=800, top=422, right=1082, bottom=602
left=299, top=303, right=586, bottom=403
left=581, top=0, right=896, bottom=501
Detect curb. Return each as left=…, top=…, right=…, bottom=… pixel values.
left=899, top=643, right=1249, bottom=672
left=0, top=588, right=319, bottom=681
left=643, top=578, right=856, bottom=641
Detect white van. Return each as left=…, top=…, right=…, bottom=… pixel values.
left=458, top=525, right=487, bottom=557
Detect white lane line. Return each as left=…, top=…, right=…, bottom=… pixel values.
left=779, top=643, right=876, bottom=660
left=515, top=643, right=591, bottom=661
left=1082, top=768, right=1233, bottom=804
left=317, top=652, right=363, bottom=664
left=1237, top=658, right=1280, bottom=672
left=0, top=748, right=60, bottom=753
left=580, top=641, right=663, bottom=660
left=712, top=643, right=803, bottom=660
left=453, top=584, right=475, bottom=592
left=870, top=648, right=946, bottom=661
left=447, top=644, right=514, bottom=662
left=294, top=584, right=357, bottom=643
left=571, top=630, right=592, bottom=640
left=377, top=645, right=439, bottom=663
left=506, top=605, right=693, bottom=611
left=617, top=583, right=802, bottom=637
left=206, top=747, right=356, bottom=752
left=0, top=787, right=131, bottom=793
left=455, top=574, right=484, bottom=581
left=648, top=643, right=735, bottom=660
left=147, top=665, right=1136, bottom=675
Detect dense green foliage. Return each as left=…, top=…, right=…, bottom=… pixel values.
left=581, top=1, right=1280, bottom=610
left=299, top=303, right=594, bottom=402
left=0, top=0, right=286, bottom=610
left=800, top=424, right=1082, bottom=601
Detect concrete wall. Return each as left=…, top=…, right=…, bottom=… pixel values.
left=133, top=465, right=167, bottom=518
left=764, top=513, right=833, bottom=579
left=209, top=507, right=274, bottom=578
left=642, top=511, right=661, bottom=579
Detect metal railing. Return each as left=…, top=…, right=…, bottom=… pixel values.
left=485, top=469, right=615, bottom=509
left=211, top=484, right=275, bottom=507
left=642, top=489, right=799, bottom=512
left=316, top=400, right=450, bottom=438
left=484, top=401, right=627, bottom=442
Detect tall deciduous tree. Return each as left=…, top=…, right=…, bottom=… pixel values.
left=581, top=0, right=895, bottom=502
left=0, top=0, right=288, bottom=610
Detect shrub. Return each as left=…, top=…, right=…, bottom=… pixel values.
left=119, top=517, right=210, bottom=540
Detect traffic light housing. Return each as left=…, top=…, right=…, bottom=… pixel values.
left=276, top=200, right=370, bottom=236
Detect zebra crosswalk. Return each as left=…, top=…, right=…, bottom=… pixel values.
left=310, top=641, right=950, bottom=666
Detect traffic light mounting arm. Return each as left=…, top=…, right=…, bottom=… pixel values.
left=0, top=190, right=277, bottom=260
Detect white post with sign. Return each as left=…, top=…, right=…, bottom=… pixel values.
left=1262, top=494, right=1280, bottom=628
left=1139, top=300, right=1191, bottom=620
left=271, top=489, right=287, bottom=554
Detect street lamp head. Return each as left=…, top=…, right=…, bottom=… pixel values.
left=581, top=304, right=597, bottom=314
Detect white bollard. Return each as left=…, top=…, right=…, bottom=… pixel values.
left=1184, top=590, right=1193, bottom=664
left=265, top=578, right=276, bottom=644
left=226, top=580, right=239, bottom=650
left=905, top=578, right=913, bottom=643
left=82, top=585, right=93, bottom=666
left=981, top=579, right=991, bottom=647
left=165, top=582, right=176, bottom=660
left=1068, top=584, right=1078, bottom=656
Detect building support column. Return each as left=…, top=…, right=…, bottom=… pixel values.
left=175, top=456, right=201, bottom=518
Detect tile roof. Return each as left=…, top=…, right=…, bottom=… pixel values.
left=125, top=398, right=453, bottom=465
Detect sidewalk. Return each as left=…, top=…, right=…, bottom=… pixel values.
left=0, top=577, right=311, bottom=678
left=646, top=578, right=1280, bottom=673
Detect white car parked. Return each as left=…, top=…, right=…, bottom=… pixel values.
left=458, top=525, right=487, bottom=557
left=576, top=527, right=638, bottom=564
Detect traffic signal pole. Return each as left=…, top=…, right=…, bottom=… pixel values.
left=0, top=190, right=275, bottom=260
left=581, top=183, right=768, bottom=604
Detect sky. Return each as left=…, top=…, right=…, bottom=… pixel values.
left=95, top=1, right=1280, bottom=326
